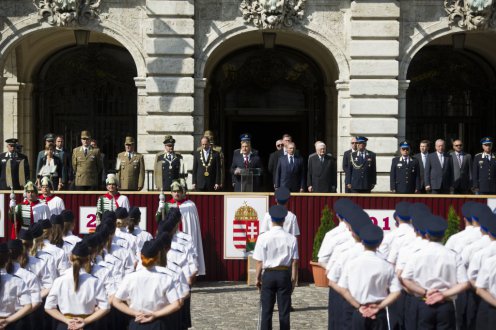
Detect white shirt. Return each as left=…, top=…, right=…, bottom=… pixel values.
left=167, top=242, right=197, bottom=279
left=317, top=222, right=350, bottom=264
left=45, top=269, right=109, bottom=314
left=0, top=269, right=31, bottom=317
left=63, top=232, right=82, bottom=246
left=260, top=211, right=300, bottom=236
left=31, top=203, right=51, bottom=224
left=34, top=251, right=58, bottom=283
left=445, top=226, right=481, bottom=254
left=115, top=228, right=139, bottom=260
left=387, top=223, right=416, bottom=264
left=156, top=265, right=190, bottom=299
left=27, top=255, right=53, bottom=289
left=461, top=234, right=490, bottom=267
left=467, top=240, right=496, bottom=281
left=377, top=231, right=395, bottom=260
left=325, top=236, right=355, bottom=273
left=115, top=267, right=180, bottom=313
left=252, top=226, right=299, bottom=269
left=11, top=262, right=42, bottom=305
left=91, top=263, right=117, bottom=297
left=130, top=227, right=153, bottom=251
left=41, top=239, right=70, bottom=276
left=103, top=243, right=135, bottom=283
left=327, top=241, right=364, bottom=282
left=475, top=254, right=496, bottom=298
left=402, top=241, right=468, bottom=293
left=396, top=236, right=428, bottom=272
left=40, top=195, right=65, bottom=215
left=338, top=251, right=401, bottom=304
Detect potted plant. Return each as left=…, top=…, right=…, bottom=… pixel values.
left=310, top=204, right=335, bottom=287
left=443, top=205, right=460, bottom=244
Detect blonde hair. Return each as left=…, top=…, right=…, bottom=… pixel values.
left=140, top=254, right=158, bottom=268
left=70, top=254, right=89, bottom=292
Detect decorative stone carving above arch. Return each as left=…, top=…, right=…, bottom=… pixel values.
left=239, top=0, right=306, bottom=29
left=33, top=0, right=106, bottom=27
left=445, top=0, right=496, bottom=30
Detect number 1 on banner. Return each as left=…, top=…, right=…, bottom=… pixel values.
left=370, top=217, right=391, bottom=231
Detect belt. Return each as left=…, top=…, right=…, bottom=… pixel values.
left=64, top=314, right=90, bottom=319
left=265, top=266, right=290, bottom=271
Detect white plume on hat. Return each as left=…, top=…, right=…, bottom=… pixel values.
left=106, top=173, right=118, bottom=185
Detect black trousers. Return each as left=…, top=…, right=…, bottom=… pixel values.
left=388, top=290, right=406, bottom=330
left=456, top=289, right=480, bottom=330
left=404, top=293, right=418, bottom=330
left=328, top=287, right=337, bottom=330
left=351, top=308, right=388, bottom=330
left=261, top=270, right=291, bottom=330
left=417, top=300, right=455, bottom=330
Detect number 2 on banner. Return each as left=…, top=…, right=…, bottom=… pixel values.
left=370, top=217, right=391, bottom=231
left=87, top=214, right=97, bottom=230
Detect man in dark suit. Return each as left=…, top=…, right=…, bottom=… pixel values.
left=192, top=136, right=221, bottom=191
left=267, top=139, right=284, bottom=185
left=413, top=139, right=430, bottom=193
left=425, top=139, right=453, bottom=194
left=450, top=139, right=472, bottom=194
left=230, top=139, right=263, bottom=192
left=390, top=141, right=421, bottom=194
left=307, top=142, right=337, bottom=193
left=275, top=142, right=305, bottom=192
left=0, top=138, right=30, bottom=190
left=472, top=137, right=496, bottom=195
left=344, top=136, right=376, bottom=193
left=342, top=137, right=357, bottom=193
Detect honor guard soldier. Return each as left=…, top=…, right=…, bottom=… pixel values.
left=116, top=136, right=145, bottom=191
left=72, top=130, right=103, bottom=190
left=345, top=136, right=377, bottom=193
left=472, top=137, right=496, bottom=194
left=253, top=205, right=299, bottom=330
left=0, top=138, right=30, bottom=190
left=192, top=136, right=221, bottom=191
left=154, top=135, right=187, bottom=191
left=390, top=141, right=421, bottom=194
left=96, top=173, right=130, bottom=224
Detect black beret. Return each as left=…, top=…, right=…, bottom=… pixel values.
left=141, top=240, right=160, bottom=258
left=269, top=205, right=288, bottom=222
left=394, top=202, right=412, bottom=221
left=412, top=215, right=427, bottom=234
left=472, top=203, right=491, bottom=223
left=84, top=233, right=103, bottom=248
left=156, top=232, right=172, bottom=250
left=18, top=229, right=33, bottom=241
left=0, top=243, right=8, bottom=253
left=166, top=207, right=182, bottom=225
left=461, top=202, right=475, bottom=220
left=96, top=224, right=112, bottom=240
left=7, top=239, right=23, bottom=252
left=72, top=242, right=90, bottom=257
left=102, top=210, right=117, bottom=222
left=101, top=218, right=116, bottom=232
left=359, top=224, right=384, bottom=246
left=334, top=198, right=355, bottom=219
left=425, top=215, right=448, bottom=237
left=486, top=215, right=496, bottom=237
left=115, top=207, right=129, bottom=219
left=478, top=208, right=495, bottom=233
left=129, top=207, right=141, bottom=219
left=61, top=210, right=75, bottom=222
left=274, top=187, right=290, bottom=203
left=30, top=222, right=44, bottom=238
left=50, top=214, right=64, bottom=226
left=347, top=209, right=372, bottom=235
left=409, top=203, right=431, bottom=221
left=41, top=219, right=52, bottom=229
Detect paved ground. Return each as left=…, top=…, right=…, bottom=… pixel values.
left=191, top=282, right=328, bottom=329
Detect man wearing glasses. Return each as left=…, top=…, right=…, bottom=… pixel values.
left=390, top=141, right=421, bottom=194
left=342, top=137, right=357, bottom=193
left=268, top=139, right=284, bottom=186
left=71, top=130, right=103, bottom=190
left=450, top=139, right=472, bottom=194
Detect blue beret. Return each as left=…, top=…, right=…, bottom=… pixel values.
left=347, top=209, right=372, bottom=234
left=461, top=202, right=475, bottom=220
left=240, top=133, right=251, bottom=142
left=395, top=202, right=412, bottom=221
left=156, top=232, right=172, bottom=250
left=409, top=203, right=431, bottom=220
left=7, top=239, right=23, bottom=252
left=0, top=243, right=8, bottom=253
left=269, top=205, right=288, bottom=222
left=478, top=209, right=495, bottom=233
left=275, top=187, right=290, bottom=202
left=72, top=242, right=90, bottom=257
left=399, top=141, right=410, bottom=149
left=60, top=210, right=74, bottom=222
left=141, top=240, right=160, bottom=258
left=129, top=207, right=141, bottom=219
left=471, top=203, right=491, bottom=223
left=334, top=198, right=355, bottom=218
left=359, top=224, right=384, bottom=246
left=486, top=214, right=496, bottom=237
left=50, top=214, right=64, bottom=226
left=425, top=215, right=448, bottom=237
left=115, top=207, right=129, bottom=219
left=41, top=219, right=52, bottom=229
left=30, top=222, right=44, bottom=238
left=481, top=137, right=493, bottom=145
left=18, top=229, right=33, bottom=241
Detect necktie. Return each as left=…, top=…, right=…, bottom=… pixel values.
left=403, top=157, right=408, bottom=164
left=457, top=153, right=462, bottom=167
left=244, top=156, right=248, bottom=168
left=439, top=154, right=444, bottom=168
left=128, top=153, right=132, bottom=160
left=320, top=156, right=324, bottom=164
left=290, top=156, right=294, bottom=168
left=422, top=154, right=426, bottom=167
left=168, top=154, right=172, bottom=161
left=84, top=148, right=87, bottom=157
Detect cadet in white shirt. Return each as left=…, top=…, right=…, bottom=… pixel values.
left=45, top=242, right=109, bottom=330
left=0, top=243, right=33, bottom=330
left=338, top=224, right=401, bottom=329
left=114, top=207, right=139, bottom=259
left=401, top=214, right=469, bottom=329
left=253, top=205, right=299, bottom=330
left=113, top=239, right=183, bottom=330
left=445, top=202, right=481, bottom=254
left=127, top=207, right=153, bottom=251
left=60, top=210, right=82, bottom=247
left=259, top=187, right=300, bottom=236
left=38, top=220, right=70, bottom=276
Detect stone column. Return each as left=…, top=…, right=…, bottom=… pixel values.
left=194, top=77, right=207, bottom=145
left=348, top=0, right=400, bottom=191
left=335, top=80, right=350, bottom=193
left=143, top=0, right=196, bottom=188
left=2, top=82, right=20, bottom=145
left=398, top=80, right=410, bottom=142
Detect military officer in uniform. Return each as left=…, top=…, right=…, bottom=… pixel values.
left=192, top=136, right=221, bottom=191
left=472, top=137, right=496, bottom=194
left=342, top=137, right=357, bottom=193
left=390, top=141, right=421, bottom=194
left=344, top=136, right=376, bottom=193
left=116, top=136, right=145, bottom=191
left=0, top=138, right=30, bottom=190
left=154, top=135, right=187, bottom=191
left=71, top=130, right=103, bottom=190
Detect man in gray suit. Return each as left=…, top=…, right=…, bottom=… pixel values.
left=425, top=139, right=454, bottom=194
left=450, top=139, right=472, bottom=194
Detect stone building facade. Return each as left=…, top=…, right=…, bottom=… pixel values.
left=1, top=0, right=495, bottom=191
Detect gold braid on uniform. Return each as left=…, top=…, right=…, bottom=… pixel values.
left=350, top=152, right=366, bottom=170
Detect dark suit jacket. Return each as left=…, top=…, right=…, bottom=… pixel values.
left=450, top=151, right=472, bottom=192
left=424, top=152, right=453, bottom=190
left=413, top=153, right=428, bottom=190
left=268, top=150, right=280, bottom=185
left=390, top=156, right=421, bottom=193
left=344, top=150, right=376, bottom=190
left=307, top=153, right=337, bottom=192
left=230, top=152, right=263, bottom=192
left=192, top=149, right=221, bottom=191
left=472, top=153, right=496, bottom=193
left=275, top=154, right=305, bottom=192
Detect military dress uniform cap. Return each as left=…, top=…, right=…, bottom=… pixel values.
left=275, top=187, right=290, bottom=202
left=41, top=219, right=52, bottom=229
left=355, top=136, right=368, bottom=143
left=44, top=133, right=55, bottom=142
left=41, top=176, right=53, bottom=189
left=80, top=130, right=91, bottom=139
left=347, top=209, right=372, bottom=234
left=106, top=173, right=118, bottom=185
left=30, top=223, right=44, bottom=238
left=461, top=201, right=476, bottom=220
left=394, top=201, right=412, bottom=221
left=170, top=180, right=185, bottom=192
left=240, top=133, right=252, bottom=142
left=481, top=137, right=493, bottom=145
left=269, top=205, right=288, bottom=222
left=83, top=233, right=103, bottom=248
left=478, top=209, right=495, bottom=232
left=129, top=206, right=141, bottom=219
left=409, top=203, right=431, bottom=218
left=24, top=181, right=38, bottom=194
left=399, top=141, right=410, bottom=149
left=0, top=243, right=8, bottom=253
left=124, top=136, right=135, bottom=145
left=334, top=198, right=355, bottom=218
left=485, top=216, right=496, bottom=237
left=163, top=135, right=175, bottom=145
left=425, top=215, right=448, bottom=237
left=115, top=207, right=129, bottom=219
left=50, top=214, right=64, bottom=226
left=7, top=239, right=23, bottom=252
left=72, top=242, right=90, bottom=258
left=359, top=223, right=384, bottom=247
left=412, top=215, right=427, bottom=234
left=5, top=138, right=18, bottom=144
left=471, top=203, right=492, bottom=223
left=18, top=229, right=33, bottom=241
left=141, top=240, right=160, bottom=258
left=61, top=210, right=75, bottom=222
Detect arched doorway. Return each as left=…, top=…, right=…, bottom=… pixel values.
left=33, top=43, right=137, bottom=170
left=406, top=45, right=496, bottom=153
left=208, top=46, right=326, bottom=190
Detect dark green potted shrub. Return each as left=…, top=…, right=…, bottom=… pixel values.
left=443, top=205, right=460, bottom=244
left=310, top=205, right=335, bottom=287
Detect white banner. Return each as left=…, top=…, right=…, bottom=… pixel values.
left=364, top=209, right=396, bottom=232
left=224, top=195, right=268, bottom=260
left=79, top=206, right=148, bottom=234
left=0, top=194, right=4, bottom=238
left=487, top=199, right=496, bottom=213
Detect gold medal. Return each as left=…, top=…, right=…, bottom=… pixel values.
left=204, top=171, right=209, bottom=176
left=169, top=165, right=172, bottom=170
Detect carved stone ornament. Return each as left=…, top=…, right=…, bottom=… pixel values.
left=240, top=0, right=306, bottom=29
left=33, top=0, right=102, bottom=27
left=445, top=0, right=496, bottom=30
